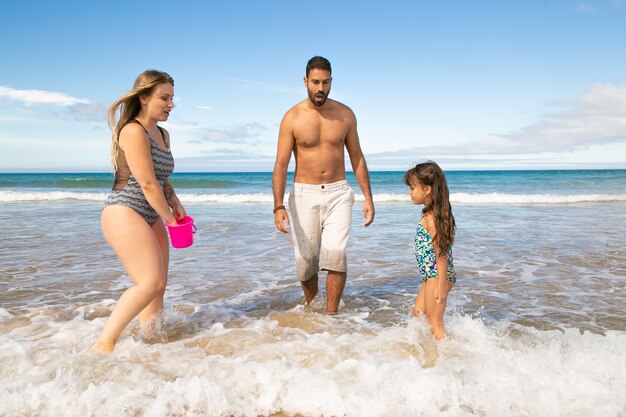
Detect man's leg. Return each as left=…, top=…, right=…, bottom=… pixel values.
left=301, top=273, right=319, bottom=304
left=326, top=270, right=346, bottom=314
left=319, top=182, right=353, bottom=315
left=289, top=184, right=322, bottom=306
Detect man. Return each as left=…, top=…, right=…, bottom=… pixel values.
left=272, top=56, right=375, bottom=314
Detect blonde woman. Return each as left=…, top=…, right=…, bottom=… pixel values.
left=92, top=70, right=186, bottom=354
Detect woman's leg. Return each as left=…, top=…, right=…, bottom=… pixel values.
left=138, top=219, right=170, bottom=326
left=92, top=206, right=167, bottom=353
left=423, top=279, right=454, bottom=340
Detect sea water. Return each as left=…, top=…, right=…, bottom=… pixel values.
left=1, top=170, right=625, bottom=417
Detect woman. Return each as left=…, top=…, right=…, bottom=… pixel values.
left=92, top=70, right=186, bottom=354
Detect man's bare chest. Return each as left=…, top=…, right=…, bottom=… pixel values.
left=293, top=118, right=348, bottom=148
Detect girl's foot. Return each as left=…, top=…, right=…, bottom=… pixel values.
left=412, top=305, right=424, bottom=317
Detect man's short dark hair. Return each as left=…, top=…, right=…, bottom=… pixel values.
left=306, top=56, right=332, bottom=76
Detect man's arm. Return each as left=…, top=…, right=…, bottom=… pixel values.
left=344, top=110, right=375, bottom=227
left=272, top=111, right=295, bottom=233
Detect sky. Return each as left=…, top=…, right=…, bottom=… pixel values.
left=1, top=0, right=625, bottom=172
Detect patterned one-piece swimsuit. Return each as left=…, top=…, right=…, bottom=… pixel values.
left=414, top=221, right=456, bottom=283
left=104, top=121, right=174, bottom=225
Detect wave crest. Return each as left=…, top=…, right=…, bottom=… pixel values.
left=1, top=190, right=625, bottom=204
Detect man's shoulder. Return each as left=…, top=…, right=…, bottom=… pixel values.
left=283, top=100, right=307, bottom=118
left=327, top=99, right=355, bottom=116
left=328, top=98, right=350, bottom=110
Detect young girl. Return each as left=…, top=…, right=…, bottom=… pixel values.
left=404, top=161, right=456, bottom=340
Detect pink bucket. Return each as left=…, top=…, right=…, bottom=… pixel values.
left=165, top=216, right=195, bottom=248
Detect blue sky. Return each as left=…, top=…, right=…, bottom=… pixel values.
left=1, top=0, right=625, bottom=172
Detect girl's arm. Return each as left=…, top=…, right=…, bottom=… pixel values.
left=434, top=253, right=451, bottom=304
left=423, top=214, right=450, bottom=304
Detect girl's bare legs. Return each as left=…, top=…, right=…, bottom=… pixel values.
left=412, top=284, right=426, bottom=317
left=92, top=206, right=168, bottom=354
left=423, top=279, right=454, bottom=340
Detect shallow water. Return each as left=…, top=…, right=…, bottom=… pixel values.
left=1, top=170, right=626, bottom=416
left=1, top=198, right=625, bottom=417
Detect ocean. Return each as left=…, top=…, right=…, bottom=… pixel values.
left=1, top=170, right=625, bottom=417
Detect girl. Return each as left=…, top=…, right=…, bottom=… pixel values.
left=92, top=70, right=186, bottom=354
left=404, top=161, right=456, bottom=340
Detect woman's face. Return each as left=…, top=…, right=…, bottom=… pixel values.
left=143, top=83, right=174, bottom=122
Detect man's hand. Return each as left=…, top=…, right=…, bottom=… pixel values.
left=274, top=208, right=290, bottom=233
left=362, top=199, right=375, bottom=227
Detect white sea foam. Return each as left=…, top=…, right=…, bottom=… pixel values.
left=0, top=308, right=14, bottom=319
left=2, top=178, right=626, bottom=416
left=181, top=193, right=275, bottom=204
left=1, top=309, right=624, bottom=417
left=2, top=190, right=626, bottom=205
left=451, top=192, right=626, bottom=205
left=0, top=190, right=108, bottom=202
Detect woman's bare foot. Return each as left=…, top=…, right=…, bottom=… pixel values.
left=433, top=330, right=447, bottom=341
left=91, top=339, right=115, bottom=354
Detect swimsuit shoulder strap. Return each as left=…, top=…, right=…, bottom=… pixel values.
left=128, top=118, right=149, bottom=134
left=129, top=119, right=161, bottom=146
left=157, top=126, right=169, bottom=148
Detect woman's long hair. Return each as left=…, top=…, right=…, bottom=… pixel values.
left=107, top=70, right=174, bottom=170
left=403, top=161, right=456, bottom=256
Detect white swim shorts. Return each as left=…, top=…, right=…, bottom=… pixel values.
left=288, top=179, right=355, bottom=281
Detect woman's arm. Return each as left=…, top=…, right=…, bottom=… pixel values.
left=163, top=178, right=186, bottom=220
left=119, top=124, right=176, bottom=225
left=160, top=127, right=186, bottom=220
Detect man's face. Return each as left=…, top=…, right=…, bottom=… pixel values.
left=304, top=69, right=332, bottom=107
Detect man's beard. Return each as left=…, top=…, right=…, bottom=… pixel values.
left=308, top=91, right=327, bottom=107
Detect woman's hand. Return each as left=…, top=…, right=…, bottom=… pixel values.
left=171, top=202, right=187, bottom=221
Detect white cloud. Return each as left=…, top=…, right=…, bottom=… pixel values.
left=175, top=150, right=277, bottom=171
left=161, top=121, right=200, bottom=132
left=576, top=2, right=599, bottom=14
left=0, top=86, right=91, bottom=106
left=377, top=83, right=626, bottom=158
left=488, top=83, right=626, bottom=153
left=0, top=114, right=32, bottom=122
left=233, top=79, right=301, bottom=95
left=67, top=102, right=108, bottom=122
left=188, top=122, right=269, bottom=144
left=197, top=105, right=213, bottom=110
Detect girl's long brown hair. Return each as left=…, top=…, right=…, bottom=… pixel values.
left=107, top=70, right=174, bottom=171
left=404, top=161, right=456, bottom=256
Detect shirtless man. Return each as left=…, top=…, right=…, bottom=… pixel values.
left=272, top=56, right=375, bottom=314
